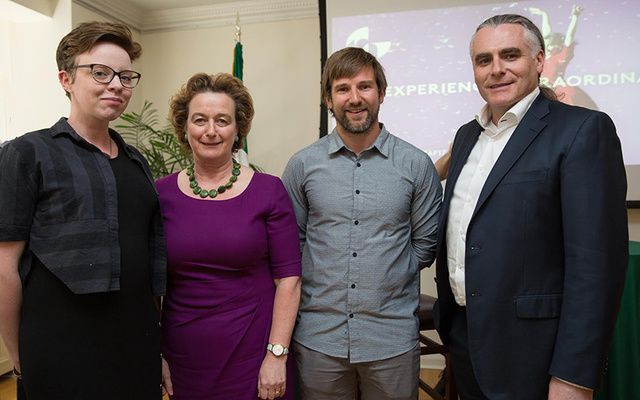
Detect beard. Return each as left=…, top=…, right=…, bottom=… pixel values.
left=334, top=104, right=379, bottom=135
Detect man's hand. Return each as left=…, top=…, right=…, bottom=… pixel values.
left=571, top=5, right=584, bottom=16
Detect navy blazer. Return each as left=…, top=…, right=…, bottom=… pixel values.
left=434, top=93, right=628, bottom=399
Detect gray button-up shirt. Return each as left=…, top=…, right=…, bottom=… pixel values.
left=282, top=125, right=441, bottom=362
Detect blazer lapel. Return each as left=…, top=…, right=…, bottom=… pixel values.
left=471, top=94, right=550, bottom=220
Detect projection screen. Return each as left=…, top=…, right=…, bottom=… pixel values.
left=325, top=0, right=640, bottom=205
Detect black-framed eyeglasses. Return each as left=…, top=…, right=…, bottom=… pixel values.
left=71, top=64, right=141, bottom=89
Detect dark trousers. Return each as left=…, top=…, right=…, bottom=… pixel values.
left=17, top=378, right=27, bottom=400
left=446, top=305, right=489, bottom=400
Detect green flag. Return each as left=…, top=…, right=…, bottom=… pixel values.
left=232, top=41, right=243, bottom=81
left=232, top=41, right=247, bottom=153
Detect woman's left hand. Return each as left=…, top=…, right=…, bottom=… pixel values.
left=161, top=356, right=174, bottom=396
left=257, top=354, right=287, bottom=399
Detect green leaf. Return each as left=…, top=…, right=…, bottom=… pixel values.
left=117, top=100, right=191, bottom=179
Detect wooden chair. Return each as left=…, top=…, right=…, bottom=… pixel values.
left=418, top=294, right=457, bottom=400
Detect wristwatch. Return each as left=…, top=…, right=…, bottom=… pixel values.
left=267, top=343, right=289, bottom=357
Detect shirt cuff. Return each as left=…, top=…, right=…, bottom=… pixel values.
left=553, top=377, right=593, bottom=391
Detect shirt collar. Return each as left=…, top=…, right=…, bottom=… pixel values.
left=49, top=117, right=84, bottom=141
left=49, top=117, right=135, bottom=158
left=475, top=87, right=540, bottom=136
left=327, top=123, right=391, bottom=157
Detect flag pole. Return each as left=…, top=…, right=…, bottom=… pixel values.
left=232, top=12, right=244, bottom=82
left=235, top=12, right=241, bottom=44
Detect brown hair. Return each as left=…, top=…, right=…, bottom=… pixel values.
left=321, top=47, right=387, bottom=111
left=56, top=21, right=141, bottom=97
left=170, top=73, right=255, bottom=153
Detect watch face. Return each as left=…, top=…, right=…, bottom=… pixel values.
left=272, top=344, right=284, bottom=356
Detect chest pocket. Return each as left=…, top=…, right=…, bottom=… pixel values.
left=373, top=179, right=412, bottom=225
left=515, top=293, right=562, bottom=319
left=502, top=168, right=548, bottom=185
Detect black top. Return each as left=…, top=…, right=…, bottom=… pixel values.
left=19, top=142, right=162, bottom=399
left=0, top=118, right=166, bottom=295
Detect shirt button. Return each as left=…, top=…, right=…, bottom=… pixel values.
left=354, top=220, right=359, bottom=225
left=355, top=189, right=360, bottom=194
left=351, top=284, right=356, bottom=288
left=352, top=252, right=357, bottom=257
left=349, top=313, right=354, bottom=318
left=356, top=162, right=361, bottom=167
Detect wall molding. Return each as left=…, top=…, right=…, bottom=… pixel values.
left=74, top=0, right=143, bottom=29
left=10, top=0, right=57, bottom=17
left=73, top=0, right=318, bottom=32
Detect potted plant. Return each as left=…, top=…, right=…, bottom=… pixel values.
left=117, top=101, right=191, bottom=179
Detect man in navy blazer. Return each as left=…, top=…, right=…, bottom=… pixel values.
left=434, top=14, right=628, bottom=400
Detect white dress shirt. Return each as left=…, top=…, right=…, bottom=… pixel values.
left=446, top=87, right=540, bottom=306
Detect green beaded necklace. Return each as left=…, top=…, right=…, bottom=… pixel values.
left=186, top=160, right=241, bottom=199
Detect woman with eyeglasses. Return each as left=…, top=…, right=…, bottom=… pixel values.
left=0, top=21, right=165, bottom=399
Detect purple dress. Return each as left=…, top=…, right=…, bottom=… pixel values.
left=157, top=172, right=300, bottom=400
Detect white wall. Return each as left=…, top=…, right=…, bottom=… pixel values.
left=0, top=1, right=148, bottom=144
left=3, top=1, right=319, bottom=174
left=71, top=2, right=109, bottom=24
left=139, top=17, right=320, bottom=176
left=1, top=0, right=72, bottom=141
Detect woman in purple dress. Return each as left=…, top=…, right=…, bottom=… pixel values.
left=158, top=73, right=301, bottom=400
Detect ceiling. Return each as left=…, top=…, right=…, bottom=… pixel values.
left=125, top=0, right=250, bottom=12
left=1, top=0, right=50, bottom=21
left=72, top=0, right=317, bottom=32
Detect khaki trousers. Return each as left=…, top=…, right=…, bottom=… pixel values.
left=294, top=341, right=420, bottom=400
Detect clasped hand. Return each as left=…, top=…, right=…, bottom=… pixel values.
left=258, top=354, right=287, bottom=399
